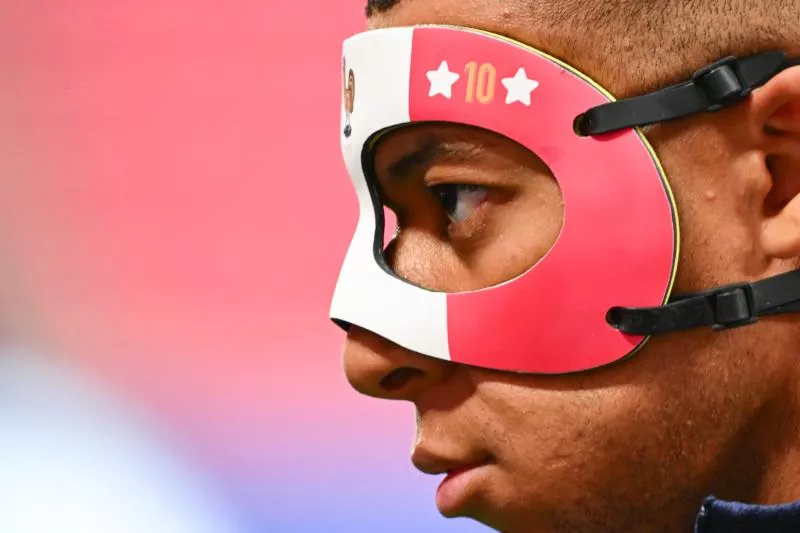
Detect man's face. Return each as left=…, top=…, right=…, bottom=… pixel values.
left=346, top=71, right=355, bottom=114
left=341, top=2, right=798, bottom=532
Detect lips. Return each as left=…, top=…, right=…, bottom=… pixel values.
left=411, top=446, right=493, bottom=515
left=411, top=446, right=492, bottom=476
left=436, top=462, right=491, bottom=515
left=445, top=465, right=481, bottom=478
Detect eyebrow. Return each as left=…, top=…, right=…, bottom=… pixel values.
left=385, top=140, right=484, bottom=181
left=365, top=0, right=401, bottom=17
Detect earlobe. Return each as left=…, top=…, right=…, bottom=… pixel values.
left=754, top=66, right=800, bottom=260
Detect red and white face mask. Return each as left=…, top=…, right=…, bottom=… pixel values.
left=330, top=25, right=800, bottom=375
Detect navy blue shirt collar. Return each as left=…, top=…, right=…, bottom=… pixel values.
left=695, top=496, right=800, bottom=533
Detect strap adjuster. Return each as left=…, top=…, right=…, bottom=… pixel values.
left=692, top=56, right=752, bottom=112
left=607, top=267, right=800, bottom=337
left=710, top=284, right=757, bottom=331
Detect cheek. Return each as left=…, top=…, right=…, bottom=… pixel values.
left=464, top=335, right=754, bottom=509
left=475, top=379, right=627, bottom=472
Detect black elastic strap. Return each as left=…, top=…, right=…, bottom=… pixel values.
left=607, top=268, right=800, bottom=336
left=578, top=52, right=800, bottom=136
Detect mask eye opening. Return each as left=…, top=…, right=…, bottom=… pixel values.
left=361, top=127, right=407, bottom=279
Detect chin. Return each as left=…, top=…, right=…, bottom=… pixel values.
left=467, top=514, right=550, bottom=533
left=452, top=495, right=553, bottom=533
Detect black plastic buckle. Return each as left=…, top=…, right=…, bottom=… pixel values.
left=692, top=56, right=752, bottom=112
left=709, top=283, right=758, bottom=331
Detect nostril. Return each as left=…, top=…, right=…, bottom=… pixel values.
left=380, top=367, right=425, bottom=392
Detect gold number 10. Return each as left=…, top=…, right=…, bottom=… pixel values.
left=464, top=61, right=497, bottom=104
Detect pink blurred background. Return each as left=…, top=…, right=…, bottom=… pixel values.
left=0, top=1, right=483, bottom=531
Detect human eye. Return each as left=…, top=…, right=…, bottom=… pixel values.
left=429, top=183, right=488, bottom=224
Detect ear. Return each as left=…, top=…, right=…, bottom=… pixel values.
left=751, top=65, right=800, bottom=260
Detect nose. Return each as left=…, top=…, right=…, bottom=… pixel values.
left=342, top=325, right=456, bottom=401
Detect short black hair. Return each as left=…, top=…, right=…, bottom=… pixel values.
left=366, top=0, right=400, bottom=17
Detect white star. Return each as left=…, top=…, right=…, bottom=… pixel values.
left=426, top=61, right=460, bottom=99
left=501, top=67, right=540, bottom=106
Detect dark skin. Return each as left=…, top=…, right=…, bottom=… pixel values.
left=341, top=1, right=800, bottom=531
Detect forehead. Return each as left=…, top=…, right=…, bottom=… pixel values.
left=367, top=0, right=524, bottom=26
left=366, top=0, right=571, bottom=62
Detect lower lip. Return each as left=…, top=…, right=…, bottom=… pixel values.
left=436, top=464, right=488, bottom=515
